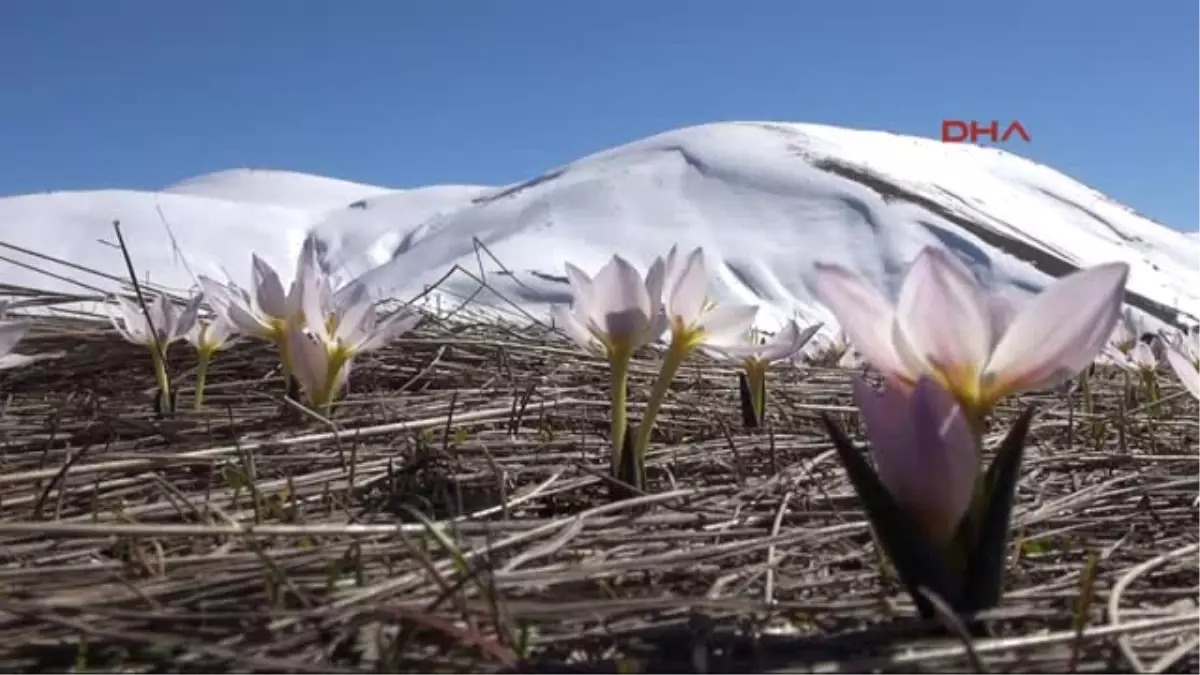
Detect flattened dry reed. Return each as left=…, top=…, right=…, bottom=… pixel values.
left=0, top=304, right=1195, bottom=673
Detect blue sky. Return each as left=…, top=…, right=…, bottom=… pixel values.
left=1, top=1, right=1196, bottom=230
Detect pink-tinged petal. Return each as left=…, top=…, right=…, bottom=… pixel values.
left=592, top=256, right=652, bottom=343
left=551, top=305, right=603, bottom=357
left=811, top=262, right=906, bottom=376
left=907, top=378, right=977, bottom=541
left=644, top=256, right=667, bottom=317
left=300, top=273, right=332, bottom=341
left=768, top=321, right=822, bottom=362
left=252, top=255, right=288, bottom=318
left=175, top=294, right=203, bottom=341
left=1164, top=346, right=1200, bottom=400
left=286, top=328, right=326, bottom=403
left=563, top=263, right=595, bottom=309
left=667, top=248, right=708, bottom=325
left=0, top=320, right=30, bottom=355
left=893, top=248, right=994, bottom=382
left=984, top=262, right=1129, bottom=398
left=986, top=290, right=1022, bottom=344
left=855, top=376, right=977, bottom=542
left=358, top=309, right=422, bottom=353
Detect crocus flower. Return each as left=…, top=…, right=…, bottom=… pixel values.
left=813, top=246, right=1129, bottom=423
left=286, top=326, right=354, bottom=412
left=709, top=320, right=822, bottom=424
left=202, top=237, right=322, bottom=348
left=1109, top=309, right=1143, bottom=355
left=1166, top=338, right=1200, bottom=401
left=854, top=376, right=978, bottom=543
left=630, top=246, right=760, bottom=456
left=109, top=293, right=202, bottom=403
left=295, top=277, right=422, bottom=409
left=660, top=246, right=759, bottom=352
left=184, top=315, right=237, bottom=410
left=551, top=254, right=667, bottom=479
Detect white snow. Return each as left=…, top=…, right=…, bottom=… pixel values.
left=1, top=121, right=1196, bottom=332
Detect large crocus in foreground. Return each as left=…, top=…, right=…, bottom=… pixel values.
left=552, top=255, right=667, bottom=486
left=822, top=374, right=1034, bottom=628
left=854, top=376, right=977, bottom=543
left=813, top=246, right=1129, bottom=423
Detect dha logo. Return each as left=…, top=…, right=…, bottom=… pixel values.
left=941, top=120, right=1031, bottom=144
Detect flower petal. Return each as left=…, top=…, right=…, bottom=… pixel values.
left=552, top=304, right=603, bottom=357
left=893, top=247, right=994, bottom=383
left=252, top=255, right=288, bottom=318
left=984, top=262, right=1129, bottom=397
left=1164, top=345, right=1200, bottom=400
left=591, top=256, right=652, bottom=344
left=667, top=248, right=708, bottom=325
left=811, top=262, right=906, bottom=376
left=286, top=327, right=327, bottom=403
left=699, top=303, right=758, bottom=344
left=358, top=309, right=422, bottom=353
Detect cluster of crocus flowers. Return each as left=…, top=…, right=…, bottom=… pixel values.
left=552, top=246, right=818, bottom=492
left=811, top=246, right=1129, bottom=618
left=108, top=292, right=202, bottom=411
left=198, top=242, right=321, bottom=390
left=199, top=239, right=422, bottom=414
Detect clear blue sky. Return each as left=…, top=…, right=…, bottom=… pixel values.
left=1, top=0, right=1196, bottom=230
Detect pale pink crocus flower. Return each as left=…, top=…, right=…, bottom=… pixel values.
left=854, top=375, right=978, bottom=543
left=813, top=246, right=1129, bottom=420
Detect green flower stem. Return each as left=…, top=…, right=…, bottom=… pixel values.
left=193, top=350, right=212, bottom=411
left=608, top=347, right=633, bottom=477
left=149, top=344, right=170, bottom=403
left=315, top=351, right=350, bottom=416
left=633, top=339, right=689, bottom=460
left=745, top=359, right=767, bottom=423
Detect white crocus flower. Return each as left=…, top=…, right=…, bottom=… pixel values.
left=709, top=320, right=823, bottom=424
left=1161, top=328, right=1200, bottom=400
left=812, top=246, right=1128, bottom=426
left=292, top=278, right=422, bottom=410
left=551, top=254, right=667, bottom=483
left=108, top=293, right=202, bottom=404
left=628, top=245, right=761, bottom=460
left=184, top=315, right=237, bottom=410
left=286, top=326, right=354, bottom=413
left=199, top=239, right=324, bottom=387
left=660, top=246, right=759, bottom=351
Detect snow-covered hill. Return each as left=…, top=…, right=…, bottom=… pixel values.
left=0, top=122, right=1196, bottom=331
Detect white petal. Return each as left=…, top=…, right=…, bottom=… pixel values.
left=984, top=262, right=1129, bottom=396
left=667, top=248, right=708, bottom=325
left=811, top=262, right=906, bottom=376
left=252, top=255, right=288, bottom=318
left=893, top=247, right=994, bottom=378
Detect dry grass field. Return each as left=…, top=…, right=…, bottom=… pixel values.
left=0, top=308, right=1195, bottom=673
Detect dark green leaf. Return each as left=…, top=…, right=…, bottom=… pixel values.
left=961, top=406, right=1036, bottom=613
left=820, top=413, right=961, bottom=616
left=609, top=422, right=644, bottom=501
left=738, top=372, right=759, bottom=428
